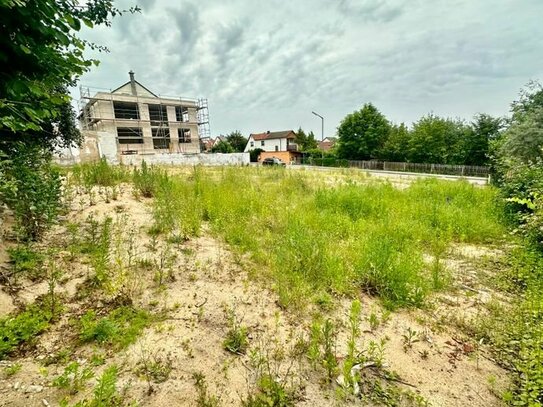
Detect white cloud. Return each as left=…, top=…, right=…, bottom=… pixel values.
left=74, top=0, right=543, bottom=137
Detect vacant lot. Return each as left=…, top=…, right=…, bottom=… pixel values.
left=0, top=164, right=537, bottom=406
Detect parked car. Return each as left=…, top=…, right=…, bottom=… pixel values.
left=262, top=157, right=286, bottom=166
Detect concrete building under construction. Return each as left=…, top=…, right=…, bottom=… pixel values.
left=78, top=71, right=210, bottom=160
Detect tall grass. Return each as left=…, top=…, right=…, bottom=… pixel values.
left=138, top=167, right=504, bottom=310
left=71, top=158, right=130, bottom=187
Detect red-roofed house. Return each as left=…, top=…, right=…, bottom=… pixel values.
left=244, top=130, right=301, bottom=163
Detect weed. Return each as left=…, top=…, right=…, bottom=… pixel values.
left=60, top=364, right=131, bottom=407
left=71, top=158, right=130, bottom=188
left=136, top=346, right=173, bottom=395
left=0, top=296, right=61, bottom=358
left=3, top=363, right=21, bottom=377
left=132, top=160, right=165, bottom=198
left=7, top=245, right=44, bottom=281
left=193, top=372, right=220, bottom=407
left=223, top=307, right=249, bottom=355
left=402, top=327, right=420, bottom=351
left=78, top=306, right=151, bottom=349
left=53, top=361, right=94, bottom=394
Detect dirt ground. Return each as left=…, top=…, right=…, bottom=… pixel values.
left=0, top=181, right=509, bottom=407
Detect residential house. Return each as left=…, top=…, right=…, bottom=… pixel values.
left=244, top=130, right=301, bottom=163
left=78, top=71, right=210, bottom=160
left=319, top=137, right=337, bottom=151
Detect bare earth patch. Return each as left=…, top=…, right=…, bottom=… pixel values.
left=0, top=184, right=509, bottom=406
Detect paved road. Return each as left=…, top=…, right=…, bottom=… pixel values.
left=287, top=165, right=489, bottom=185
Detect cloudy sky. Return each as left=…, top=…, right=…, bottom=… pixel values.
left=74, top=0, right=543, bottom=138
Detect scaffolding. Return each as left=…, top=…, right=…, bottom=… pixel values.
left=78, top=85, right=210, bottom=155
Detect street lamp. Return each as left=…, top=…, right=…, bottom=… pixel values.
left=311, top=111, right=324, bottom=142
left=312, top=111, right=324, bottom=166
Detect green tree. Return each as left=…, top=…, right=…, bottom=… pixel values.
left=511, top=80, right=543, bottom=123
left=336, top=103, right=391, bottom=160
left=408, top=114, right=467, bottom=164
left=500, top=109, right=543, bottom=164
left=211, top=140, right=234, bottom=153
left=294, top=128, right=318, bottom=151
left=225, top=130, right=247, bottom=152
left=380, top=123, right=410, bottom=162
left=0, top=0, right=139, bottom=134
left=461, top=114, right=503, bottom=166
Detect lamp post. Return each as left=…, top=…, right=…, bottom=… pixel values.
left=312, top=111, right=324, bottom=142
left=312, top=111, right=324, bottom=166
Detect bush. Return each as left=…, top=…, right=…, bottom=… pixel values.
left=249, top=148, right=264, bottom=162
left=0, top=144, right=61, bottom=241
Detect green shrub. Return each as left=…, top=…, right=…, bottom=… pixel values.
left=132, top=160, right=165, bottom=198
left=0, top=144, right=61, bottom=241
left=0, top=298, right=59, bottom=359
left=7, top=245, right=44, bottom=281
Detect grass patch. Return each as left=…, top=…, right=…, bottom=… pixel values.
left=0, top=296, right=61, bottom=359
left=78, top=306, right=151, bottom=349
left=71, top=158, right=130, bottom=187
left=144, top=167, right=505, bottom=310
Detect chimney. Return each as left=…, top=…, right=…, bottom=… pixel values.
left=129, top=70, right=137, bottom=96
left=267, top=130, right=270, bottom=134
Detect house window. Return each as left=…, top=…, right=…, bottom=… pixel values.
left=148, top=104, right=168, bottom=124
left=275, top=146, right=278, bottom=151
left=113, top=101, right=139, bottom=119
left=178, top=128, right=192, bottom=143
left=152, top=128, right=170, bottom=149
left=261, top=140, right=265, bottom=146
left=117, top=127, right=143, bottom=144
left=175, top=106, right=189, bottom=122
left=250, top=141, right=254, bottom=148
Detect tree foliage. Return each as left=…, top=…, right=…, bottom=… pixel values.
left=380, top=123, right=409, bottom=162
left=225, top=131, right=247, bottom=152
left=295, top=127, right=318, bottom=151
left=211, top=140, right=234, bottom=154
left=0, top=0, right=139, bottom=134
left=336, top=103, right=391, bottom=160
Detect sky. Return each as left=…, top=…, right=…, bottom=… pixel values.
left=74, top=0, right=543, bottom=138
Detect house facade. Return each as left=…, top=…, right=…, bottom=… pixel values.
left=319, top=137, right=337, bottom=151
left=79, top=71, right=210, bottom=159
left=244, top=130, right=301, bottom=163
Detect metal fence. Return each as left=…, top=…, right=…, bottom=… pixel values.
left=296, top=158, right=489, bottom=177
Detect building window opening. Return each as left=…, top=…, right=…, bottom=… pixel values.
left=148, top=104, right=168, bottom=124
left=250, top=141, right=254, bottom=148
left=152, top=128, right=171, bottom=149
left=178, top=128, right=192, bottom=143
left=175, top=106, right=189, bottom=122
left=117, top=127, right=144, bottom=144
left=261, top=140, right=265, bottom=146
left=113, top=101, right=139, bottom=120
left=275, top=145, right=279, bottom=151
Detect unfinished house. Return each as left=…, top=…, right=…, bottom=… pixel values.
left=78, top=71, right=210, bottom=161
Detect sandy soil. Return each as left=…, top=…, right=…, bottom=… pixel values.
left=0, top=183, right=509, bottom=407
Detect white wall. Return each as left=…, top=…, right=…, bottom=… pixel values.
left=244, top=136, right=289, bottom=152
left=120, top=152, right=250, bottom=166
